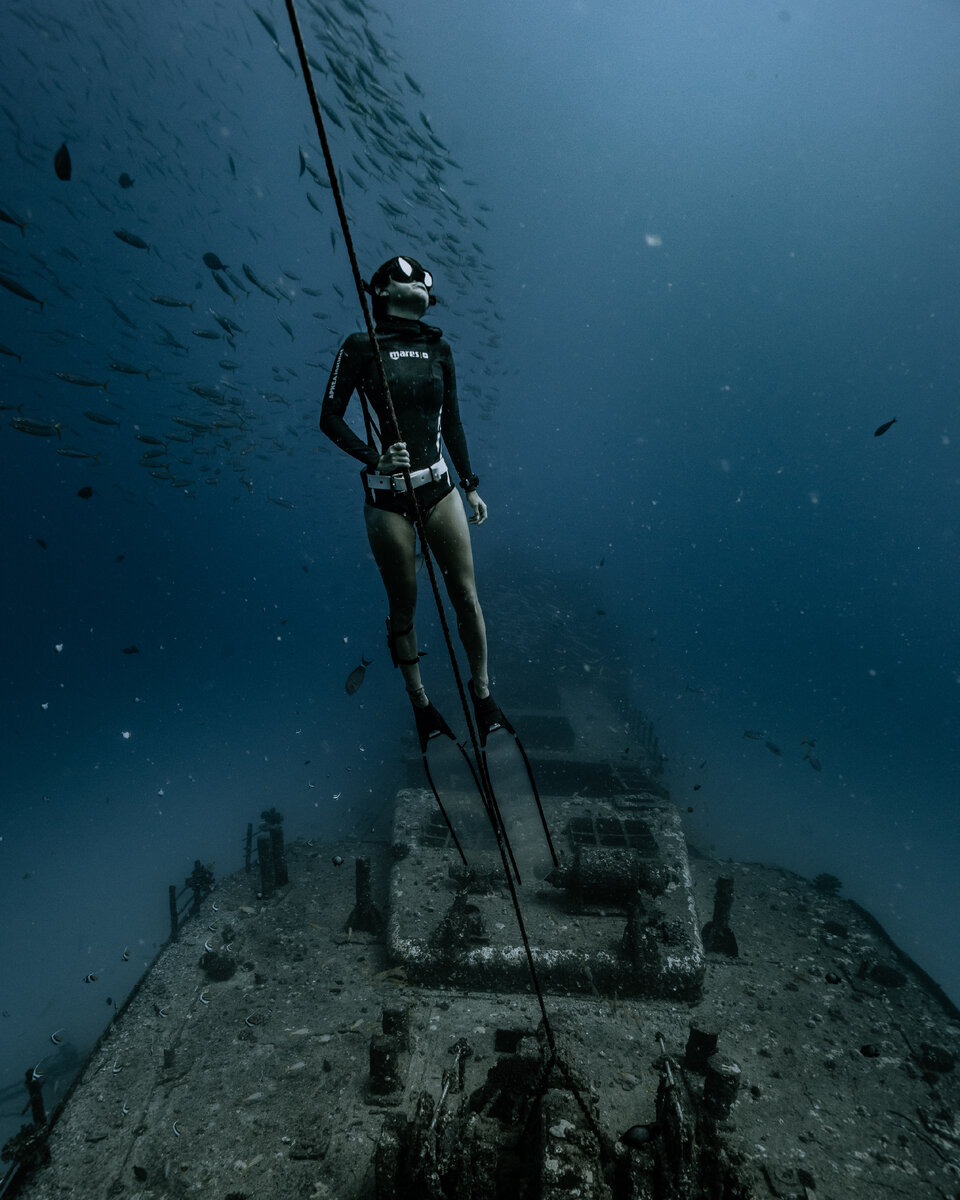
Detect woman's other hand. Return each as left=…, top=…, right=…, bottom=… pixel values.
left=466, top=490, right=487, bottom=526
left=376, top=442, right=410, bottom=473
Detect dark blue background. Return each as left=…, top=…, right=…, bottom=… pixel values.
left=2, top=0, right=957, bottom=1147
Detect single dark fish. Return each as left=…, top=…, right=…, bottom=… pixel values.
left=345, top=656, right=373, bottom=695
left=109, top=361, right=150, bottom=377
left=252, top=7, right=279, bottom=42
left=122, top=645, right=140, bottom=654
left=267, top=495, right=295, bottom=509
left=873, top=417, right=896, bottom=437
left=54, top=142, right=71, bottom=180
left=55, top=371, right=107, bottom=390
left=807, top=754, right=822, bottom=771
left=192, top=328, right=221, bottom=339
left=113, top=229, right=149, bottom=249
left=765, top=741, right=782, bottom=756
left=742, top=729, right=766, bottom=740
left=0, top=271, right=44, bottom=310
left=203, top=251, right=228, bottom=270
left=150, top=294, right=193, bottom=309
left=10, top=417, right=61, bottom=438
left=84, top=411, right=121, bottom=425
left=242, top=263, right=277, bottom=298
left=135, top=433, right=166, bottom=445
left=212, top=312, right=244, bottom=334
left=118, top=172, right=134, bottom=188
left=0, top=343, right=22, bottom=362
left=107, top=299, right=137, bottom=328
left=57, top=447, right=100, bottom=460
left=77, top=485, right=94, bottom=499
left=0, top=207, right=27, bottom=235
left=212, top=272, right=234, bottom=299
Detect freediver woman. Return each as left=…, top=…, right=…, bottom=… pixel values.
left=320, top=253, right=508, bottom=750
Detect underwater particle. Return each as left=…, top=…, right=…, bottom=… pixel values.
left=644, top=233, right=662, bottom=247
left=873, top=417, right=896, bottom=437
left=331, top=855, right=344, bottom=867
left=54, top=643, right=63, bottom=653
left=40, top=702, right=49, bottom=711
left=121, top=730, right=131, bottom=739
left=54, top=143, right=71, bottom=180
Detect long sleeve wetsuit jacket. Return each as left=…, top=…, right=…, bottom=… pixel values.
left=320, top=316, right=475, bottom=486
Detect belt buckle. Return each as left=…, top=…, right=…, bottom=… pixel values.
left=391, top=473, right=406, bottom=493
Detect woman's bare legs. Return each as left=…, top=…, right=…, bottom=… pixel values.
left=363, top=503, right=428, bottom=705
left=364, top=490, right=491, bottom=702
left=422, top=489, right=490, bottom=698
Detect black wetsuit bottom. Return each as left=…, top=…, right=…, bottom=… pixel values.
left=363, top=475, right=454, bottom=523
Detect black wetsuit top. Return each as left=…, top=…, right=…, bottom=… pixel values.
left=320, top=317, right=474, bottom=517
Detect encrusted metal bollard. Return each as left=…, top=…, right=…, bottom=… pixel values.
left=347, top=856, right=384, bottom=934
left=684, top=1024, right=720, bottom=1073
left=701, top=876, right=739, bottom=957
left=703, top=1055, right=741, bottom=1120
left=382, top=1007, right=410, bottom=1051
left=269, top=824, right=288, bottom=887
left=257, top=833, right=276, bottom=895
left=24, top=1068, right=46, bottom=1126
left=369, top=1034, right=403, bottom=1095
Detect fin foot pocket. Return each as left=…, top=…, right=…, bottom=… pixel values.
left=468, top=679, right=514, bottom=745
left=413, top=699, right=455, bottom=753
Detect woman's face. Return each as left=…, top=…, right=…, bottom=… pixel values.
left=377, top=272, right=430, bottom=319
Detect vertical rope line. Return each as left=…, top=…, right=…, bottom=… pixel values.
left=283, top=0, right=555, bottom=1048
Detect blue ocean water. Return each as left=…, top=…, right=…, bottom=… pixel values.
left=1, top=0, right=957, bottom=1153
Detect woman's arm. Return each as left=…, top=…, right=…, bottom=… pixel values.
left=320, top=338, right=381, bottom=470
left=439, top=347, right=487, bottom=524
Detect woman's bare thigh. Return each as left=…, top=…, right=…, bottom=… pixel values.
left=364, top=503, right=418, bottom=612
